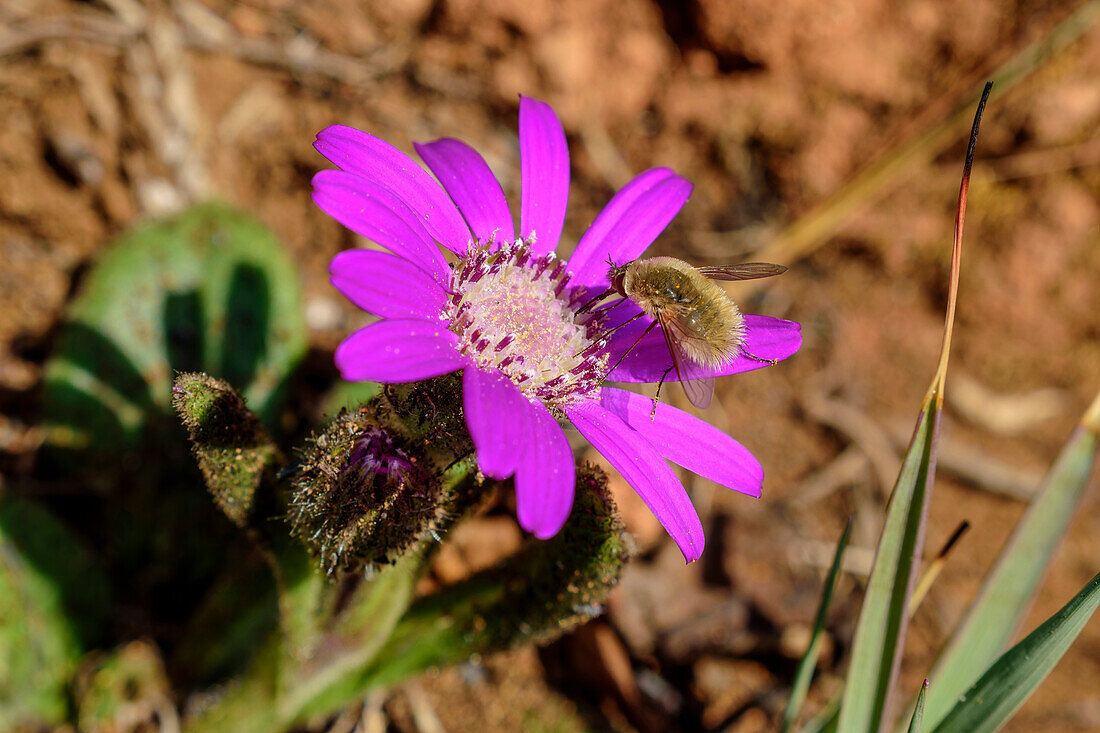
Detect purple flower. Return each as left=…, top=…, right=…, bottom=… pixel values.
left=312, top=96, right=801, bottom=563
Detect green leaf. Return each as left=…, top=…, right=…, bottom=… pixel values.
left=36, top=204, right=308, bottom=665
left=0, top=495, right=109, bottom=729
left=837, top=404, right=941, bottom=732
left=782, top=521, right=851, bottom=733
left=182, top=553, right=420, bottom=733
left=908, top=680, right=928, bottom=733
left=43, top=202, right=307, bottom=461
left=836, top=82, right=991, bottom=733
left=918, top=400, right=1100, bottom=729
left=172, top=373, right=282, bottom=528
left=931, top=570, right=1100, bottom=733
left=275, top=553, right=424, bottom=724
left=183, top=452, right=488, bottom=732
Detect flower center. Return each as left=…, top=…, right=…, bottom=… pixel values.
left=446, top=240, right=607, bottom=406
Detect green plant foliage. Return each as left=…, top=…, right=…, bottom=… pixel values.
left=821, top=84, right=991, bottom=733
left=75, top=641, right=171, bottom=732
left=797, top=317, right=1100, bottom=733
left=782, top=521, right=851, bottom=733
left=179, top=461, right=629, bottom=733
left=931, top=571, right=1100, bottom=733
left=32, top=203, right=307, bottom=670
left=173, top=372, right=282, bottom=527
left=918, top=408, right=1100, bottom=728
left=837, top=403, right=941, bottom=733
left=299, top=465, right=631, bottom=717
left=170, top=551, right=279, bottom=686
left=908, top=680, right=928, bottom=733
left=0, top=495, right=109, bottom=729
left=43, top=202, right=306, bottom=462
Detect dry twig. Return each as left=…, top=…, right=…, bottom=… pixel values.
left=793, top=445, right=872, bottom=505
left=800, top=391, right=900, bottom=495
left=173, top=0, right=406, bottom=86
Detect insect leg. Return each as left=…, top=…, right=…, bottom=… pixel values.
left=652, top=365, right=675, bottom=419
left=738, top=347, right=778, bottom=366
left=575, top=286, right=616, bottom=314
left=603, top=319, right=660, bottom=375
left=575, top=310, right=647, bottom=358
left=590, top=296, right=630, bottom=315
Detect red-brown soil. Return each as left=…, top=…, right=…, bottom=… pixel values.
left=2, top=0, right=1099, bottom=730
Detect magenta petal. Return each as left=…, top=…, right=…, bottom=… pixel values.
left=463, top=367, right=530, bottom=480
left=329, top=250, right=448, bottom=321
left=519, top=96, right=569, bottom=255
left=514, top=400, right=575, bottom=539
left=414, top=138, right=516, bottom=245
left=335, top=320, right=465, bottom=383
left=565, top=400, right=704, bottom=563
left=607, top=315, right=802, bottom=383
left=312, top=170, right=450, bottom=284
left=314, top=125, right=472, bottom=254
left=568, top=168, right=692, bottom=287
left=599, top=387, right=763, bottom=497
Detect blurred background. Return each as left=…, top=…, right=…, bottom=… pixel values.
left=1, top=0, right=1099, bottom=730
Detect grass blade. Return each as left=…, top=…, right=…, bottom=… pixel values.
left=782, top=521, right=852, bottom=733
left=930, top=570, right=1100, bottom=733
left=908, top=681, right=928, bottom=733
left=836, top=405, right=939, bottom=732
left=918, top=391, right=1100, bottom=729
left=807, top=524, right=965, bottom=732
left=836, top=83, right=991, bottom=733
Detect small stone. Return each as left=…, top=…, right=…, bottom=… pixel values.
left=779, top=623, right=834, bottom=666
left=137, top=177, right=187, bottom=216
left=779, top=622, right=813, bottom=658
left=1029, top=80, right=1100, bottom=144
left=692, top=657, right=774, bottom=730
left=46, top=128, right=105, bottom=186
left=430, top=516, right=523, bottom=583
left=304, top=295, right=344, bottom=332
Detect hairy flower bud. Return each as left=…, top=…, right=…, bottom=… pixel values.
left=289, top=410, right=441, bottom=575
left=172, top=372, right=279, bottom=528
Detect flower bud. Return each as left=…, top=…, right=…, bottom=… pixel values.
left=172, top=372, right=278, bottom=527
left=289, top=410, right=440, bottom=575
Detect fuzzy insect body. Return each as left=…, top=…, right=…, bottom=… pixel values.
left=614, top=256, right=745, bottom=368
left=602, top=256, right=787, bottom=409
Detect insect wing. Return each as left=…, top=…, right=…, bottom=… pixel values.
left=657, top=310, right=715, bottom=410
left=696, top=262, right=787, bottom=281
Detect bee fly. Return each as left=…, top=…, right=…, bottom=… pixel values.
left=580, top=257, right=787, bottom=410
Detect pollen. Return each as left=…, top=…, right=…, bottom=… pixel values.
left=446, top=239, right=607, bottom=405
